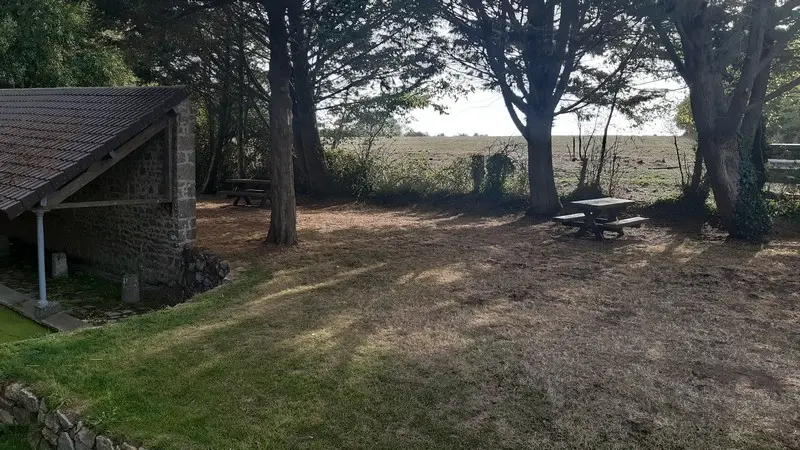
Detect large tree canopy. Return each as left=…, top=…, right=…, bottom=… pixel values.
left=245, top=0, right=449, bottom=193
left=94, top=0, right=268, bottom=194
left=646, top=0, right=800, bottom=240
left=439, top=0, right=639, bottom=214
left=98, top=0, right=448, bottom=197
left=764, top=37, right=800, bottom=141
left=0, top=0, right=132, bottom=88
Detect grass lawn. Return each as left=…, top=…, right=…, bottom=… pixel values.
left=1, top=199, right=799, bottom=449
left=0, top=425, right=31, bottom=450
left=0, top=307, right=50, bottom=344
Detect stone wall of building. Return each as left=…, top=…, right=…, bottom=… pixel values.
left=0, top=100, right=197, bottom=288
left=182, top=246, right=231, bottom=295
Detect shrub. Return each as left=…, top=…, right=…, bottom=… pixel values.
left=327, top=148, right=383, bottom=198
left=476, top=138, right=528, bottom=198
left=564, top=184, right=604, bottom=202
left=483, top=153, right=515, bottom=197
left=731, top=142, right=772, bottom=242
left=327, top=147, right=474, bottom=200
left=327, top=136, right=533, bottom=203
left=766, top=193, right=800, bottom=222
left=657, top=176, right=714, bottom=217
left=405, top=130, right=429, bottom=137
left=435, top=157, right=474, bottom=193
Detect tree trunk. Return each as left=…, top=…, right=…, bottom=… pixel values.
left=690, top=149, right=704, bottom=191
left=203, top=11, right=235, bottom=195
left=201, top=139, right=223, bottom=195
left=594, top=90, right=619, bottom=187
left=697, top=135, right=741, bottom=226
left=526, top=116, right=562, bottom=215
left=688, top=74, right=741, bottom=228
left=201, top=110, right=220, bottom=195
left=288, top=2, right=330, bottom=195
left=236, top=4, right=246, bottom=179
left=752, top=116, right=768, bottom=189
left=266, top=1, right=297, bottom=246
left=201, top=100, right=232, bottom=195
left=653, top=2, right=774, bottom=241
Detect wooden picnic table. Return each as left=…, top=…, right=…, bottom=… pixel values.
left=220, top=179, right=272, bottom=207
left=553, top=197, right=648, bottom=240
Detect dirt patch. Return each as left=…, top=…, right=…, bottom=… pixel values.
left=692, top=363, right=785, bottom=394
left=195, top=198, right=800, bottom=448
left=597, top=307, right=638, bottom=325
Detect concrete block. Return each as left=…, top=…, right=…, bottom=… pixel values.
left=0, top=284, right=28, bottom=306
left=0, top=236, right=9, bottom=257
left=52, top=252, right=68, bottom=278
left=34, top=301, right=61, bottom=319
left=42, top=312, right=89, bottom=332
left=122, top=274, right=140, bottom=304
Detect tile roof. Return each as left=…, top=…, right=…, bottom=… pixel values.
left=0, top=86, right=188, bottom=220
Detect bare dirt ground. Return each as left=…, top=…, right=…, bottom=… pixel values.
left=197, top=198, right=800, bottom=448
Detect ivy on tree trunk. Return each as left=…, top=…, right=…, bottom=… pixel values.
left=647, top=0, right=800, bottom=240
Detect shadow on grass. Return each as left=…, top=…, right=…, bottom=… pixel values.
left=0, top=425, right=29, bottom=450
left=0, top=247, right=167, bottom=325
left=1, top=201, right=797, bottom=449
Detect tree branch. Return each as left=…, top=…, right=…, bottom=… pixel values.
left=726, top=2, right=770, bottom=129
left=650, top=20, right=685, bottom=77
left=556, top=32, right=644, bottom=116
left=748, top=74, right=800, bottom=111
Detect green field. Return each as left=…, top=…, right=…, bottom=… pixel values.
left=0, top=307, right=50, bottom=344
left=340, top=135, right=697, bottom=202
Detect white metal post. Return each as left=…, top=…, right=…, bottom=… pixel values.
left=35, top=210, right=48, bottom=308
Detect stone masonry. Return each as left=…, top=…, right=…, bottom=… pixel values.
left=182, top=246, right=231, bottom=295
left=1, top=381, right=148, bottom=450
left=0, top=100, right=196, bottom=288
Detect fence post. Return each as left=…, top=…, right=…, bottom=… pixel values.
left=471, top=155, right=485, bottom=194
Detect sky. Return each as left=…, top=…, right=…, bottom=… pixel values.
left=409, top=83, right=688, bottom=137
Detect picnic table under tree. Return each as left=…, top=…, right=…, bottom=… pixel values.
left=553, top=197, right=648, bottom=240
left=219, top=179, right=272, bottom=207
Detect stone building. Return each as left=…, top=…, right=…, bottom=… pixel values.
left=0, top=87, right=210, bottom=311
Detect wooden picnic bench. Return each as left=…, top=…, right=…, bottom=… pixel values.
left=553, top=197, right=648, bottom=240
left=219, top=178, right=272, bottom=207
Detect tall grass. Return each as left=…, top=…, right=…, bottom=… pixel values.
left=327, top=138, right=530, bottom=201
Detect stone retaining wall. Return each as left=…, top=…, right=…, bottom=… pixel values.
left=1, top=381, right=147, bottom=450
left=182, top=246, right=231, bottom=295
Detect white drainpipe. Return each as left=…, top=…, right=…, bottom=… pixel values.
left=35, top=209, right=48, bottom=308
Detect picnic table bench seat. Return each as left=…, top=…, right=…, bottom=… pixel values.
left=220, top=179, right=272, bottom=207
left=554, top=197, right=648, bottom=240
left=600, top=216, right=649, bottom=229
left=219, top=189, right=270, bottom=197
left=553, top=213, right=586, bottom=223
